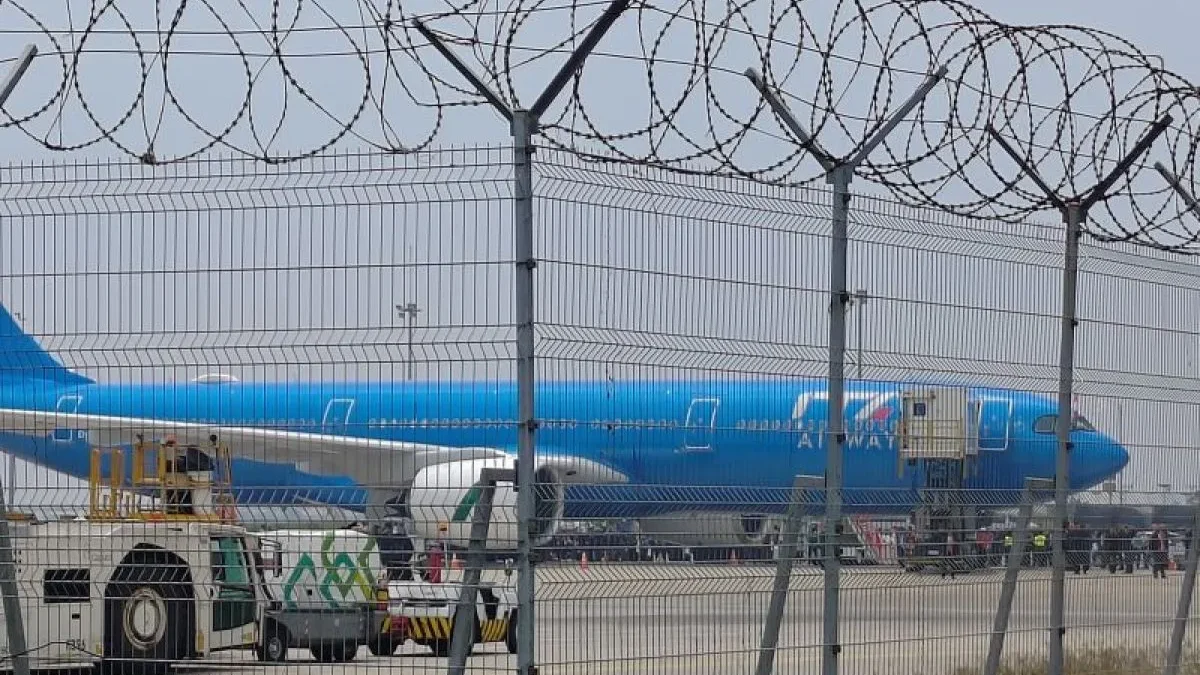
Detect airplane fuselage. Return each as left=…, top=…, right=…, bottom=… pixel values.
left=0, top=376, right=1130, bottom=520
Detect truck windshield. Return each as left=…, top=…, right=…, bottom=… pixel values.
left=212, top=536, right=251, bottom=587
left=210, top=536, right=258, bottom=633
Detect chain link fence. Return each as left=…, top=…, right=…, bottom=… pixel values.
left=0, top=144, right=1194, bottom=675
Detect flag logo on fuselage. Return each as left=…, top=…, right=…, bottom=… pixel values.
left=793, top=392, right=899, bottom=451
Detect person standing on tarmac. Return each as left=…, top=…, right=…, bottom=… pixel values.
left=1066, top=523, right=1082, bottom=574
left=1120, top=524, right=1136, bottom=573
left=1032, top=530, right=1048, bottom=567
left=1070, top=522, right=1091, bottom=574
left=1150, top=525, right=1169, bottom=579
left=1105, top=524, right=1134, bottom=574
left=1103, top=525, right=1117, bottom=572
left=941, top=531, right=959, bottom=580
left=976, top=528, right=994, bottom=568
left=423, top=541, right=445, bottom=583
left=1080, top=525, right=1092, bottom=573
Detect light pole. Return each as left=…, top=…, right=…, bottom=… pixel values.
left=846, top=290, right=868, bottom=379
left=396, top=302, right=421, bottom=381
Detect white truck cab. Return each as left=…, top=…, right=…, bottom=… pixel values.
left=0, top=438, right=272, bottom=674
left=0, top=518, right=268, bottom=673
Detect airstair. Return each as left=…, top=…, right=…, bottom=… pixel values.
left=849, top=516, right=896, bottom=565
left=897, top=387, right=979, bottom=541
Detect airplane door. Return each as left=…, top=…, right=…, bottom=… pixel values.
left=682, top=397, right=719, bottom=453
left=321, top=398, right=355, bottom=435
left=976, top=397, right=1013, bottom=452
left=52, top=394, right=82, bottom=443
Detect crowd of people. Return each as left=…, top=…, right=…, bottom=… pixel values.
left=374, top=518, right=1194, bottom=576
left=894, top=523, right=1190, bottom=577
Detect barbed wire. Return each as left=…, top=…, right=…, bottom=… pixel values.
left=2, top=0, right=1200, bottom=251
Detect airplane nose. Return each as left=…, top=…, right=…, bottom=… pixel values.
left=1109, top=436, right=1131, bottom=475
left=1069, top=432, right=1129, bottom=490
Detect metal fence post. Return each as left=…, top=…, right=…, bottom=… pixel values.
left=1163, top=493, right=1200, bottom=675
left=822, top=164, right=851, bottom=675
left=448, top=467, right=516, bottom=675
left=0, top=474, right=27, bottom=675
left=1048, top=202, right=1082, bottom=675
left=757, top=475, right=824, bottom=675
left=509, top=107, right=540, bottom=675
left=986, top=115, right=1172, bottom=675
left=0, top=43, right=37, bottom=675
left=413, top=9, right=629, bottom=672
left=743, top=65, right=946, bottom=675
left=985, top=477, right=1053, bottom=675
left=1154, top=163, right=1200, bottom=675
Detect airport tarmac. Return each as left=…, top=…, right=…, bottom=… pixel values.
left=180, top=564, right=1188, bottom=675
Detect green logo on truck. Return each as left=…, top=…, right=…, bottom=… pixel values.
left=453, top=487, right=482, bottom=522
left=281, top=532, right=378, bottom=610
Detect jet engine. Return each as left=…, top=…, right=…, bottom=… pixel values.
left=636, top=511, right=782, bottom=547
left=406, top=457, right=565, bottom=551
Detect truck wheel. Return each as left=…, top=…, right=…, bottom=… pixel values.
left=368, top=636, right=398, bottom=657
left=256, top=622, right=289, bottom=663
left=505, top=609, right=518, bottom=655
left=103, top=564, right=192, bottom=675
left=312, top=641, right=357, bottom=663
left=331, top=641, right=358, bottom=662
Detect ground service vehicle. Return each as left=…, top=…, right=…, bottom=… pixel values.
left=253, top=528, right=387, bottom=662
left=375, top=547, right=517, bottom=657
left=384, top=577, right=517, bottom=656
left=0, top=519, right=267, bottom=673
left=0, top=438, right=271, bottom=674
left=257, top=529, right=385, bottom=610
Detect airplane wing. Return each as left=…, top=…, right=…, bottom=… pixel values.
left=0, top=408, right=628, bottom=488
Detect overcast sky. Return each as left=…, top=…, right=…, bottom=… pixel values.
left=0, top=1, right=1197, bottom=510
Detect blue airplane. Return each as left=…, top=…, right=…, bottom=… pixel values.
left=0, top=303, right=1129, bottom=546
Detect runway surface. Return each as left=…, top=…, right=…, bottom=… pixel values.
left=177, top=564, right=1193, bottom=674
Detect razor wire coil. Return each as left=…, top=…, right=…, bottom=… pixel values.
left=3, top=0, right=1200, bottom=251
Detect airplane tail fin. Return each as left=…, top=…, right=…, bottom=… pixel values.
left=0, top=304, right=93, bottom=385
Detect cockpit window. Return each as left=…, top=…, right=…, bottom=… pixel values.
left=1033, top=414, right=1095, bottom=434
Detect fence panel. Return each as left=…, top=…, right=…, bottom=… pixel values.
left=531, top=148, right=1196, bottom=675
left=0, top=145, right=1194, bottom=675
left=0, top=149, right=521, bottom=673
